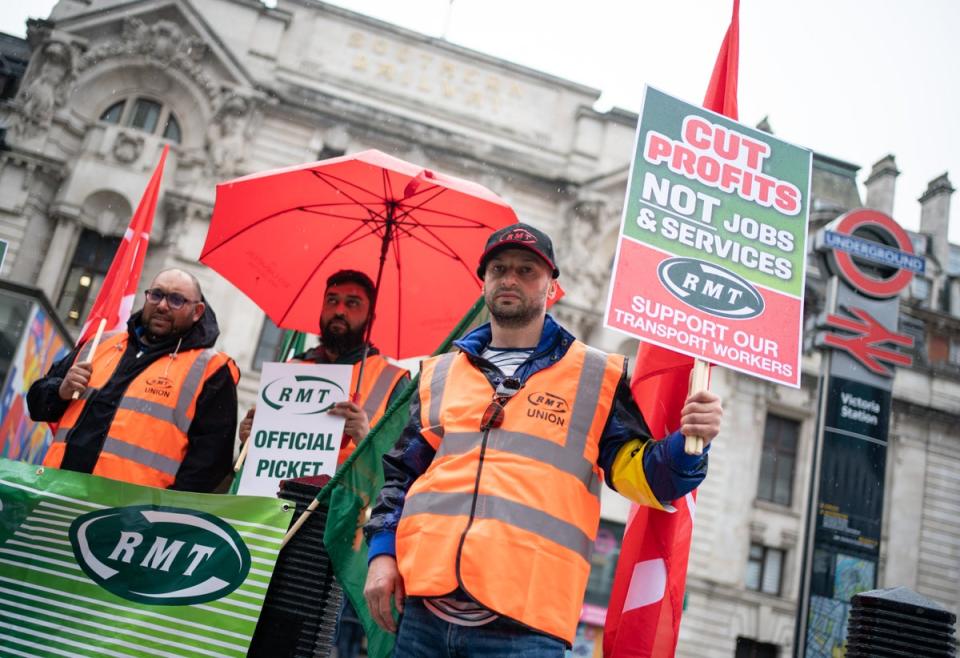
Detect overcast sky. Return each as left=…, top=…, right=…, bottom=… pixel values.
left=4, top=0, right=959, bottom=241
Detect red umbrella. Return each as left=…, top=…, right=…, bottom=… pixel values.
left=200, top=149, right=518, bottom=359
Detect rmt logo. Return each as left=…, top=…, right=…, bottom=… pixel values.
left=261, top=375, right=344, bottom=415
left=526, top=392, right=569, bottom=427
left=499, top=228, right=537, bottom=244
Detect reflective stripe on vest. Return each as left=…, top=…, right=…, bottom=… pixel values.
left=100, top=436, right=181, bottom=477
left=402, top=490, right=593, bottom=561
left=114, top=347, right=213, bottom=434
left=424, top=352, right=456, bottom=441
left=76, top=331, right=121, bottom=363
left=433, top=346, right=608, bottom=497
left=361, top=362, right=406, bottom=422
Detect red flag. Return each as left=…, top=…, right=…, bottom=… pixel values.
left=604, top=2, right=739, bottom=655
left=77, top=146, right=167, bottom=345
left=547, top=281, right=565, bottom=308
left=703, top=0, right=740, bottom=120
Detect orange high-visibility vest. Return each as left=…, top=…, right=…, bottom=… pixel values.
left=43, top=332, right=240, bottom=488
left=290, top=353, right=407, bottom=464
left=395, top=340, right=624, bottom=644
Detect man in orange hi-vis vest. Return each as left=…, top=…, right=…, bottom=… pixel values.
left=28, top=268, right=240, bottom=492
left=363, top=223, right=724, bottom=656
left=239, top=269, right=410, bottom=658
left=238, top=270, right=411, bottom=466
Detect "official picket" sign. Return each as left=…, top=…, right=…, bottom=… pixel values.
left=237, top=362, right=352, bottom=497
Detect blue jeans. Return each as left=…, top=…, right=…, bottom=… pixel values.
left=334, top=599, right=364, bottom=658
left=393, top=597, right=567, bottom=657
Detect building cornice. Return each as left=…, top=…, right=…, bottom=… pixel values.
left=0, top=147, right=66, bottom=179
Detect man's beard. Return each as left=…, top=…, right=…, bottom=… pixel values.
left=321, top=317, right=367, bottom=355
left=486, top=290, right=545, bottom=329
left=141, top=309, right=187, bottom=344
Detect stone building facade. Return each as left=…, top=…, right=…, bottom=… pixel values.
left=1, top=2, right=957, bottom=656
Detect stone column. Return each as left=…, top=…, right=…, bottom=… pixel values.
left=35, top=212, right=80, bottom=300
left=919, top=173, right=955, bottom=310
left=919, top=173, right=954, bottom=266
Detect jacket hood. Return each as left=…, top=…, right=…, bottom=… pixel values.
left=128, top=296, right=221, bottom=353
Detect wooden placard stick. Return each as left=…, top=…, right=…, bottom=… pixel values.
left=281, top=497, right=319, bottom=548
left=683, top=358, right=712, bottom=455
left=72, top=318, right=107, bottom=400
left=233, top=434, right=251, bottom=472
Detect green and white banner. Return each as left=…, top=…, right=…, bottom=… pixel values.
left=0, top=458, right=292, bottom=657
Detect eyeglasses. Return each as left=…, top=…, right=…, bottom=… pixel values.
left=480, top=377, right=521, bottom=431
left=144, top=288, right=200, bottom=310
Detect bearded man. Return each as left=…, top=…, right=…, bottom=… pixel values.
left=239, top=269, right=410, bottom=464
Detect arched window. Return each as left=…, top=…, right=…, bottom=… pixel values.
left=97, top=96, right=182, bottom=144
left=99, top=100, right=124, bottom=124
left=163, top=114, right=181, bottom=143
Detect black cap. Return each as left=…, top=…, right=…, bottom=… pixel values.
left=477, top=223, right=560, bottom=279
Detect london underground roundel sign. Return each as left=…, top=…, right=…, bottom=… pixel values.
left=821, top=209, right=924, bottom=298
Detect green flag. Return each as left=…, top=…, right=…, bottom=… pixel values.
left=320, top=297, right=486, bottom=658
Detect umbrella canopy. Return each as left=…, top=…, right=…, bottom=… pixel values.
left=201, top=149, right=518, bottom=359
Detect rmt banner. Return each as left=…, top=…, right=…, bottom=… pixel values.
left=0, top=458, right=292, bottom=658
left=605, top=87, right=812, bottom=387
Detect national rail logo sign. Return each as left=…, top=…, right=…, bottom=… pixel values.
left=69, top=505, right=251, bottom=605
left=813, top=208, right=919, bottom=377
left=605, top=86, right=812, bottom=387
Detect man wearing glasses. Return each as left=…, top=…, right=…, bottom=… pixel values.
left=28, top=268, right=239, bottom=492
left=364, top=223, right=723, bottom=656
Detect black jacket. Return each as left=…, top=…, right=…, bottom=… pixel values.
left=27, top=303, right=239, bottom=492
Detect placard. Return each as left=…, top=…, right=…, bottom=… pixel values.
left=237, top=362, right=352, bottom=497
left=605, top=86, right=812, bottom=387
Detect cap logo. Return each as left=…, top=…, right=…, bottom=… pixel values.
left=500, top=228, right=537, bottom=244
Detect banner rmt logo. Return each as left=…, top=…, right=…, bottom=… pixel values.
left=70, top=505, right=251, bottom=605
